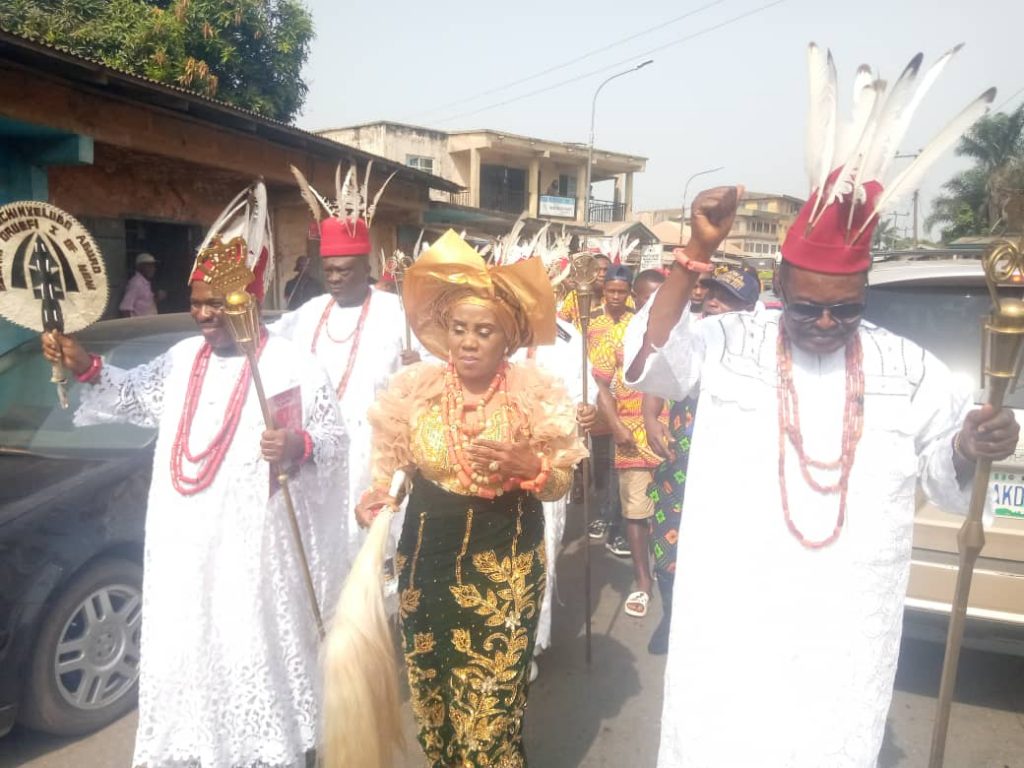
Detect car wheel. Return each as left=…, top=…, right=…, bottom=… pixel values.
left=18, top=557, right=143, bottom=735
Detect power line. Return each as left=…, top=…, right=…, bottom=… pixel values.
left=429, top=0, right=787, bottom=127
left=406, top=0, right=728, bottom=122
left=995, top=84, right=1024, bottom=112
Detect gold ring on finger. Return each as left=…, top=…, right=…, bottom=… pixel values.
left=488, top=460, right=500, bottom=472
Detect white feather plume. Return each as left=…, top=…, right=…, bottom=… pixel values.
left=834, top=65, right=875, bottom=163
left=856, top=53, right=924, bottom=185
left=871, top=44, right=963, bottom=185
left=854, top=85, right=996, bottom=243
left=806, top=44, right=839, bottom=223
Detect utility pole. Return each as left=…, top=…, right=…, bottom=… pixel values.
left=895, top=151, right=923, bottom=247
left=584, top=60, right=653, bottom=246
left=912, top=189, right=920, bottom=248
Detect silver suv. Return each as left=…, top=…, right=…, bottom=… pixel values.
left=866, top=255, right=1024, bottom=655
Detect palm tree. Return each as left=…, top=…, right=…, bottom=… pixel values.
left=927, top=104, right=1024, bottom=240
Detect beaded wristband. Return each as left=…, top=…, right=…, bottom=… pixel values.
left=520, top=456, right=551, bottom=493
left=75, top=354, right=103, bottom=384
left=672, top=248, right=714, bottom=274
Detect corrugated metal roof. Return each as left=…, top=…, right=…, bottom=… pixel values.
left=0, top=28, right=461, bottom=192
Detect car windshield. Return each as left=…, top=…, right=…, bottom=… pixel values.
left=864, top=283, right=1023, bottom=408
left=0, top=329, right=187, bottom=458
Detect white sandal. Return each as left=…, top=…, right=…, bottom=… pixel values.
left=625, top=590, right=650, bottom=618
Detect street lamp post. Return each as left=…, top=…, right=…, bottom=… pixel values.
left=583, top=60, right=653, bottom=245
left=679, top=166, right=725, bottom=245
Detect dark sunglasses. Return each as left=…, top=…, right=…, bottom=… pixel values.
left=785, top=300, right=865, bottom=324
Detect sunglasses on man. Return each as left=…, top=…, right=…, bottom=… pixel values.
left=785, top=300, right=866, bottom=324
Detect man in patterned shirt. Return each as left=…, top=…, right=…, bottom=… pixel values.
left=590, top=264, right=666, bottom=617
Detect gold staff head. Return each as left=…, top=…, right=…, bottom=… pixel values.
left=982, top=233, right=1024, bottom=386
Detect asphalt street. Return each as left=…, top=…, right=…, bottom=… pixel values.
left=2, top=504, right=1023, bottom=767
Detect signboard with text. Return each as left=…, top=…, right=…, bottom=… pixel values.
left=539, top=195, right=576, bottom=218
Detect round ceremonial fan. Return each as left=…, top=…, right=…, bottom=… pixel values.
left=0, top=201, right=109, bottom=406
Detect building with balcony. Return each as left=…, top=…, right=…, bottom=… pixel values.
left=319, top=121, right=647, bottom=240
left=638, top=191, right=805, bottom=268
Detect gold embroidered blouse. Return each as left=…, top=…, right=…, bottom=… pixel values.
left=369, top=362, right=587, bottom=502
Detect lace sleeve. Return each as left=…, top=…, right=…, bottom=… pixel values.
left=305, top=380, right=347, bottom=472
left=367, top=363, right=444, bottom=491
left=507, top=364, right=588, bottom=502
left=73, top=353, right=170, bottom=429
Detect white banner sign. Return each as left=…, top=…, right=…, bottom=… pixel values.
left=539, top=195, right=576, bottom=218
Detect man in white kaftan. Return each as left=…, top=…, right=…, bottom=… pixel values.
left=623, top=186, right=1018, bottom=768
left=512, top=316, right=597, bottom=652
left=271, top=285, right=415, bottom=560
left=45, top=306, right=348, bottom=768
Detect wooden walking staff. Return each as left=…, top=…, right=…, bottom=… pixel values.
left=222, top=288, right=326, bottom=640
left=928, top=235, right=1024, bottom=767
left=570, top=250, right=601, bottom=665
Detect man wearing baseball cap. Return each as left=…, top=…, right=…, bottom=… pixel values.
left=701, top=262, right=761, bottom=315
left=119, top=252, right=159, bottom=317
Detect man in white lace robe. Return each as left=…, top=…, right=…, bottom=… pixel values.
left=42, top=278, right=348, bottom=768
left=271, top=223, right=419, bottom=561
left=624, top=187, right=1019, bottom=767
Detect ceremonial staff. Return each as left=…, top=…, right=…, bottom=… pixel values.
left=929, top=234, right=1024, bottom=766
left=221, top=285, right=326, bottom=640
left=570, top=250, right=600, bottom=665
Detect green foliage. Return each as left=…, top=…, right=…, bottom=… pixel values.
left=0, top=0, right=314, bottom=122
left=927, top=104, right=1024, bottom=242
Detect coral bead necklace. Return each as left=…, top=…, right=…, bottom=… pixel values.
left=171, top=332, right=268, bottom=496
left=311, top=293, right=373, bottom=400
left=776, top=327, right=864, bottom=548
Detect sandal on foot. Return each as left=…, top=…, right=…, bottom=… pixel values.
left=625, top=590, right=650, bottom=618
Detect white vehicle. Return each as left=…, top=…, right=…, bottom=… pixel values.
left=866, top=255, right=1024, bottom=655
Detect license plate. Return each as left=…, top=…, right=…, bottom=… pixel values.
left=991, top=471, right=1024, bottom=519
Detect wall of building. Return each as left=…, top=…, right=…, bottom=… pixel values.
left=323, top=124, right=462, bottom=186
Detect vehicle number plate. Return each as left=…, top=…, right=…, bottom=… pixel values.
left=991, top=471, right=1024, bottom=519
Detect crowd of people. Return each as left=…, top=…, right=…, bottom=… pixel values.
left=35, top=41, right=1021, bottom=768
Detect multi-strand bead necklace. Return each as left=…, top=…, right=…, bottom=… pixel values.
left=776, top=328, right=864, bottom=548
left=170, top=332, right=268, bottom=496
left=441, top=361, right=550, bottom=499
left=311, top=293, right=373, bottom=400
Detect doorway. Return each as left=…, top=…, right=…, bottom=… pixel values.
left=125, top=219, right=204, bottom=314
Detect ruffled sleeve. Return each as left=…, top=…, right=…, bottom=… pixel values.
left=507, top=363, right=589, bottom=501
left=367, top=362, right=445, bottom=492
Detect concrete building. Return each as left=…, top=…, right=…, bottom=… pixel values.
left=319, top=121, right=647, bottom=240
left=0, top=30, right=458, bottom=351
left=638, top=191, right=805, bottom=268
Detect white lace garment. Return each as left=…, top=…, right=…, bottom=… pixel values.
left=623, top=302, right=975, bottom=768
left=75, top=334, right=348, bottom=768
left=270, top=289, right=414, bottom=561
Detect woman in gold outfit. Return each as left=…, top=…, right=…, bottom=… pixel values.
left=357, top=230, right=587, bottom=767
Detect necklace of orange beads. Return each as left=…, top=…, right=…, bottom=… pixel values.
left=776, top=327, right=865, bottom=548
left=443, top=360, right=524, bottom=499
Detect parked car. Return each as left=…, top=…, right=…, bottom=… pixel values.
left=865, top=256, right=1024, bottom=655
left=0, top=314, right=196, bottom=737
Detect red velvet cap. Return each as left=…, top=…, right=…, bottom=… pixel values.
left=781, top=168, right=882, bottom=275
left=319, top=217, right=371, bottom=258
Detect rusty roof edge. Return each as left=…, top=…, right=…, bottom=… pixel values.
left=0, top=28, right=462, bottom=193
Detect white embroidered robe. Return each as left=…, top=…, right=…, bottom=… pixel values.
left=623, top=302, right=975, bottom=768
left=75, top=334, right=348, bottom=768
left=271, top=289, right=412, bottom=559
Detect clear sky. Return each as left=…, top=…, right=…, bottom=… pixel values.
left=297, top=0, right=1024, bottom=238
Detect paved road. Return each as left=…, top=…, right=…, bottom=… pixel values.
left=3, top=506, right=1023, bottom=767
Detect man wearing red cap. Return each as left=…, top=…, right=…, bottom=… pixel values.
left=624, top=46, right=1017, bottom=768
left=273, top=167, right=419, bottom=559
